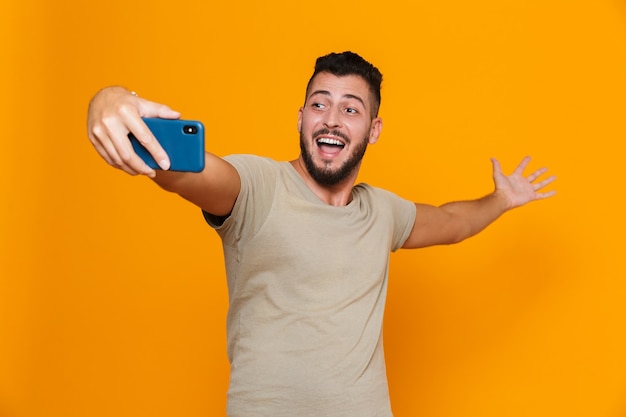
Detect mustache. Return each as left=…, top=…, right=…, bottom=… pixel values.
left=312, top=128, right=350, bottom=143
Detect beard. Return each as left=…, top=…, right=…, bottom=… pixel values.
left=299, top=128, right=369, bottom=187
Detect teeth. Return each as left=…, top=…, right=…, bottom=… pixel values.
left=317, top=138, right=344, bottom=146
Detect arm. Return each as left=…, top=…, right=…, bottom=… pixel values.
left=87, top=86, right=240, bottom=216
left=402, top=156, right=556, bottom=249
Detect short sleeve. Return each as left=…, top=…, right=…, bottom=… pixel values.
left=203, top=154, right=279, bottom=245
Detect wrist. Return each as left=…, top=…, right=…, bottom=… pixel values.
left=492, top=189, right=514, bottom=212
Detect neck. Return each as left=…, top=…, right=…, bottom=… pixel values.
left=290, top=157, right=359, bottom=207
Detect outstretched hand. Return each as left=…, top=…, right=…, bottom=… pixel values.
left=491, top=156, right=556, bottom=210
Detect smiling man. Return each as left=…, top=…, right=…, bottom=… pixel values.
left=87, top=51, right=555, bottom=417
left=295, top=69, right=382, bottom=203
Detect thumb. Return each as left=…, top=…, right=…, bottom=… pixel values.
left=490, top=157, right=502, bottom=175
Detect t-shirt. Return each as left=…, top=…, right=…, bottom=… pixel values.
left=205, top=154, right=416, bottom=417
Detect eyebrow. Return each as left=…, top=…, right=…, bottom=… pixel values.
left=309, top=90, right=367, bottom=108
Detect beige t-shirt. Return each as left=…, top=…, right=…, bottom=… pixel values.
left=206, top=155, right=416, bottom=417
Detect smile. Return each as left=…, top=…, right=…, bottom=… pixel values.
left=316, top=137, right=345, bottom=149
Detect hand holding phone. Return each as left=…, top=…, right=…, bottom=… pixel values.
left=128, top=118, right=205, bottom=173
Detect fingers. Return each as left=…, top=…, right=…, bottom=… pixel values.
left=533, top=174, right=557, bottom=192
left=109, top=115, right=158, bottom=176
left=143, top=101, right=181, bottom=120
left=87, top=87, right=179, bottom=176
left=536, top=189, right=557, bottom=199
left=491, top=155, right=557, bottom=202
left=89, top=103, right=156, bottom=177
left=525, top=164, right=556, bottom=201
left=124, top=111, right=171, bottom=171
left=514, top=155, right=532, bottom=176
left=526, top=166, right=548, bottom=183
left=499, top=156, right=554, bottom=186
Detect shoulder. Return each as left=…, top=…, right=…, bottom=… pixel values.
left=355, top=183, right=416, bottom=221
left=224, top=154, right=278, bottom=170
left=354, top=183, right=417, bottom=251
left=205, top=155, right=280, bottom=231
left=222, top=154, right=282, bottom=182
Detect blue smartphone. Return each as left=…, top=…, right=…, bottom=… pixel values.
left=128, top=118, right=205, bottom=172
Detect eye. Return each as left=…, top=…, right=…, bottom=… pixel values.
left=311, top=102, right=325, bottom=109
left=345, top=107, right=358, bottom=114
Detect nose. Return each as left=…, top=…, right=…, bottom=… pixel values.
left=323, top=108, right=341, bottom=129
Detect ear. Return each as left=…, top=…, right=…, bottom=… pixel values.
left=368, top=117, right=383, bottom=144
left=297, top=107, right=303, bottom=133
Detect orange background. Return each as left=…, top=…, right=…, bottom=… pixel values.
left=2, top=0, right=626, bottom=416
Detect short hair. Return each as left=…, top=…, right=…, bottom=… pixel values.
left=305, top=51, right=383, bottom=117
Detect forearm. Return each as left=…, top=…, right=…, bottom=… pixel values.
left=439, top=190, right=511, bottom=243
left=404, top=190, right=512, bottom=249
left=152, top=152, right=240, bottom=217
left=403, top=157, right=555, bottom=249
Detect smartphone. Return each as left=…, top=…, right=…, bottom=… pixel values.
left=128, top=118, right=205, bottom=172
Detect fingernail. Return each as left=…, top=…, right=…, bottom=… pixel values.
left=159, top=159, right=170, bottom=170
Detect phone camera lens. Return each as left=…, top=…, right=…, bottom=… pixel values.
left=183, top=125, right=198, bottom=134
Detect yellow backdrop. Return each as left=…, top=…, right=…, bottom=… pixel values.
left=2, top=0, right=626, bottom=416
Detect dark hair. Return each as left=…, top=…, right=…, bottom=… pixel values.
left=305, top=51, right=383, bottom=117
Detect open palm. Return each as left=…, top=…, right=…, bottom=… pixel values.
left=492, top=156, right=556, bottom=209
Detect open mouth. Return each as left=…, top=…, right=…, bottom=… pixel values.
left=316, top=137, right=345, bottom=154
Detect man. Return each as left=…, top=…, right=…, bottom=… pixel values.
left=87, top=51, right=555, bottom=416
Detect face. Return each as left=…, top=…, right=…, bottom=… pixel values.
left=298, top=72, right=382, bottom=186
